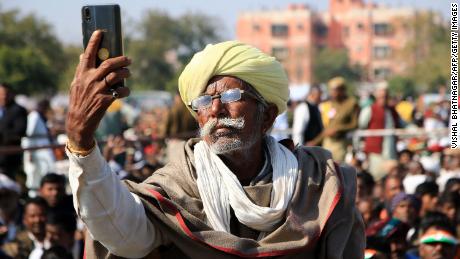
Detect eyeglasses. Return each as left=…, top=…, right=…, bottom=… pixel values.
left=189, top=88, right=267, bottom=111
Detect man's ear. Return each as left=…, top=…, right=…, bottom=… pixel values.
left=262, top=104, right=278, bottom=134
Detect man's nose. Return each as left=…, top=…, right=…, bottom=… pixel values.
left=208, top=97, right=226, bottom=118
left=431, top=243, right=444, bottom=253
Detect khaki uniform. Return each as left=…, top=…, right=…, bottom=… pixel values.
left=314, top=98, right=359, bottom=162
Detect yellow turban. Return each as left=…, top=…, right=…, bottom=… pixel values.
left=178, top=41, right=289, bottom=117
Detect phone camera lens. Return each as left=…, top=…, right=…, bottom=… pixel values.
left=84, top=7, right=91, bottom=22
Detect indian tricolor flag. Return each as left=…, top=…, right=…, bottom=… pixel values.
left=364, top=249, right=377, bottom=259
left=420, top=229, right=458, bottom=245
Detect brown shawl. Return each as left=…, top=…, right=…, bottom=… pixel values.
left=83, top=139, right=365, bottom=258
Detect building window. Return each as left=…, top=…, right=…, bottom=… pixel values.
left=343, top=26, right=349, bottom=37
left=297, top=24, right=304, bottom=31
left=373, top=23, right=392, bottom=36
left=253, top=24, right=260, bottom=31
left=374, top=67, right=391, bottom=80
left=272, top=47, right=289, bottom=60
left=271, top=24, right=289, bottom=37
left=313, top=22, right=328, bottom=37
left=357, top=23, right=364, bottom=30
left=402, top=22, right=410, bottom=30
left=373, top=45, right=392, bottom=59
left=316, top=44, right=326, bottom=51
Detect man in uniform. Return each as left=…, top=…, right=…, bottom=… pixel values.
left=312, top=77, right=359, bottom=162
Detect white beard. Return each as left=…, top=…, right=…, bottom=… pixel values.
left=199, top=117, right=259, bottom=155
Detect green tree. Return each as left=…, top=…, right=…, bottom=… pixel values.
left=0, top=9, right=66, bottom=95
left=388, top=76, right=416, bottom=98
left=126, top=10, right=182, bottom=91
left=397, top=11, right=449, bottom=92
left=0, top=46, right=56, bottom=94
left=126, top=10, right=221, bottom=92
left=175, top=12, right=221, bottom=65
left=58, top=45, right=82, bottom=92
left=312, top=47, right=362, bottom=85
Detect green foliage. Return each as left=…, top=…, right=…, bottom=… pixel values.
left=312, top=47, right=362, bottom=85
left=58, top=45, right=82, bottom=93
left=0, top=6, right=221, bottom=95
left=0, top=45, right=57, bottom=94
left=398, top=11, right=449, bottom=91
left=388, top=76, right=416, bottom=98
left=127, top=37, right=176, bottom=91
left=126, top=11, right=221, bottom=92
left=0, top=9, right=65, bottom=95
left=175, top=12, right=221, bottom=65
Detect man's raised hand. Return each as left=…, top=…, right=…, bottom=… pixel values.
left=66, top=30, right=131, bottom=150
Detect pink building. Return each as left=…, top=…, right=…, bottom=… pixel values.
left=237, top=4, right=314, bottom=84
left=236, top=0, right=416, bottom=83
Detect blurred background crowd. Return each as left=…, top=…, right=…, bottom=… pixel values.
left=0, top=0, right=455, bottom=258
left=0, top=75, right=457, bottom=259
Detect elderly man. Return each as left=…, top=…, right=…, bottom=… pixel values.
left=65, top=31, right=364, bottom=258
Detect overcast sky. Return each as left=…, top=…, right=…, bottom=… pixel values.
left=1, top=0, right=452, bottom=45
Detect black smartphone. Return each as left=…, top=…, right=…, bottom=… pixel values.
left=81, top=4, right=124, bottom=87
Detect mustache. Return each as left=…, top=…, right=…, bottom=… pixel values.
left=199, top=117, right=245, bottom=137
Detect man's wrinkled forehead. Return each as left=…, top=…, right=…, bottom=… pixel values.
left=205, top=76, right=245, bottom=94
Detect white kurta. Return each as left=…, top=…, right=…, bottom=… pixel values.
left=292, top=102, right=310, bottom=146
left=21, top=111, right=55, bottom=192
left=66, top=146, right=160, bottom=258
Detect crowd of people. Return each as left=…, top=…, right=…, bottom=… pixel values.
left=0, top=82, right=176, bottom=259
left=0, top=51, right=456, bottom=258
left=272, top=77, right=455, bottom=258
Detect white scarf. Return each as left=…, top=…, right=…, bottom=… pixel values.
left=194, top=136, right=299, bottom=233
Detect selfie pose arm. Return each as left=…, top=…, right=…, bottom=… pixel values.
left=66, top=31, right=161, bottom=258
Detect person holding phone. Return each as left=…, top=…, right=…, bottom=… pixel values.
left=65, top=30, right=365, bottom=258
